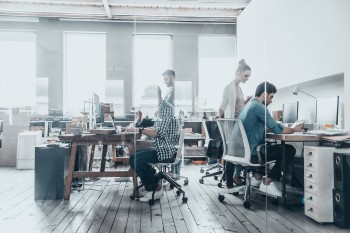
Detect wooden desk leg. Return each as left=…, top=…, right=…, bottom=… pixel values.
left=100, top=145, right=108, bottom=172
left=64, top=143, right=78, bottom=201
left=281, top=141, right=287, bottom=207
left=131, top=169, right=140, bottom=197
left=89, top=145, right=95, bottom=171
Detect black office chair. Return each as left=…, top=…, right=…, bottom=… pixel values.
left=199, top=120, right=224, bottom=184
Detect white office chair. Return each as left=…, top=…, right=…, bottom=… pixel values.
left=131, top=129, right=188, bottom=205
left=216, top=118, right=277, bottom=208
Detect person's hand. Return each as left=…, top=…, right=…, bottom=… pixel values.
left=212, top=115, right=220, bottom=121
left=124, top=127, right=137, bottom=133
left=292, top=124, right=303, bottom=133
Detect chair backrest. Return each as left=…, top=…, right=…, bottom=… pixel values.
left=203, top=120, right=223, bottom=158
left=173, top=129, right=186, bottom=164
left=217, top=118, right=252, bottom=166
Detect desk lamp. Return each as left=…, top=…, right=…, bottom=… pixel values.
left=292, top=86, right=316, bottom=99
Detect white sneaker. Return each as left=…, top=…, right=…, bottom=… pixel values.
left=139, top=190, right=163, bottom=203
left=250, top=177, right=262, bottom=187
left=259, top=182, right=282, bottom=197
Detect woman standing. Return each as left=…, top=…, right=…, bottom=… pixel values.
left=213, top=59, right=252, bottom=189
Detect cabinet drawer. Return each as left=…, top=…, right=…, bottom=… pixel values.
left=305, top=180, right=318, bottom=195
left=305, top=192, right=318, bottom=206
left=304, top=158, right=318, bottom=173
left=305, top=202, right=318, bottom=220
left=304, top=170, right=318, bottom=184
left=304, top=148, right=319, bottom=162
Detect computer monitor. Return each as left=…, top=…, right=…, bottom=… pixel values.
left=92, top=93, right=104, bottom=124
left=282, top=101, right=298, bottom=123
left=316, top=96, right=339, bottom=125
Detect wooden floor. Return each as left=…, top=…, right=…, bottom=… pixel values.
left=0, top=165, right=348, bottom=233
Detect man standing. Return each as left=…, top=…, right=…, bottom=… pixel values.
left=162, top=69, right=175, bottom=107
left=239, top=81, right=303, bottom=196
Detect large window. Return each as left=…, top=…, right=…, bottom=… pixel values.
left=198, top=35, right=236, bottom=111
left=133, top=34, right=172, bottom=117
left=64, top=32, right=106, bottom=115
left=0, top=31, right=36, bottom=107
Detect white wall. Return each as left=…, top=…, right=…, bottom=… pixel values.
left=237, top=0, right=350, bottom=129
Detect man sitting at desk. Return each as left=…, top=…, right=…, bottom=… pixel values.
left=125, top=96, right=179, bottom=202
left=239, top=81, right=303, bottom=196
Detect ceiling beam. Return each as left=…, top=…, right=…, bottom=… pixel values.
left=0, top=1, right=243, bottom=23
left=102, top=0, right=112, bottom=19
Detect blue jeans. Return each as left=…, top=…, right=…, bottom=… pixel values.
left=129, top=148, right=159, bottom=191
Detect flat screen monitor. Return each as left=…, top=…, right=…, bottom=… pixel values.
left=316, top=96, right=339, bottom=125
left=92, top=93, right=104, bottom=124
left=282, top=101, right=298, bottom=123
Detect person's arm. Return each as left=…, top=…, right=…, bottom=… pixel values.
left=124, top=126, right=158, bottom=138
left=255, top=106, right=304, bottom=134
left=281, top=124, right=303, bottom=134
left=213, top=85, right=230, bottom=120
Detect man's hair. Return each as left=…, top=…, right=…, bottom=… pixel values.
left=255, top=81, right=277, bottom=97
left=162, top=69, right=175, bottom=78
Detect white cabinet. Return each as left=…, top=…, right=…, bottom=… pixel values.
left=304, top=146, right=350, bottom=222
left=16, top=131, right=43, bottom=169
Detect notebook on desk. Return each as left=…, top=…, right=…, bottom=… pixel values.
left=305, top=129, right=348, bottom=136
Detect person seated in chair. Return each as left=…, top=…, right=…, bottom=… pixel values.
left=238, top=81, right=303, bottom=196
left=125, top=89, right=179, bottom=203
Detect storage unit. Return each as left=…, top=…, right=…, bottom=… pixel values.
left=16, top=131, right=42, bottom=169
left=304, top=146, right=350, bottom=222
left=35, top=144, right=70, bottom=200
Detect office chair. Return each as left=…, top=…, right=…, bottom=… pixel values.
left=199, top=120, right=224, bottom=184
left=216, top=118, right=277, bottom=209
left=130, top=129, right=188, bottom=205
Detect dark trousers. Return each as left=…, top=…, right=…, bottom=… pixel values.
left=251, top=144, right=296, bottom=181
left=129, top=148, right=159, bottom=191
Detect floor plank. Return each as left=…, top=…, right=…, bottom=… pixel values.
left=0, top=166, right=348, bottom=233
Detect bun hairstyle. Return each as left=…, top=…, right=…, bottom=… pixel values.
left=236, top=59, right=251, bottom=75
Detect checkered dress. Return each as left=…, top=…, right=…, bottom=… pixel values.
left=154, top=100, right=180, bottom=161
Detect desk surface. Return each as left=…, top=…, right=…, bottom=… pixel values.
left=267, top=133, right=323, bottom=142
left=59, top=132, right=139, bottom=142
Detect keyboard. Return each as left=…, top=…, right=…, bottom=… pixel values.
left=305, top=129, right=347, bottom=136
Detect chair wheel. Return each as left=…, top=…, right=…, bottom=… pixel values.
left=200, top=168, right=204, bottom=173
left=176, top=190, right=181, bottom=196
left=149, top=199, right=155, bottom=205
left=182, top=197, right=188, bottom=203
left=243, top=201, right=251, bottom=209
left=217, top=182, right=222, bottom=188
left=272, top=198, right=278, bottom=205
left=199, top=178, right=204, bottom=184
left=218, top=194, right=225, bottom=202
left=184, top=179, right=189, bottom=185
left=214, top=175, right=218, bottom=180
left=170, top=184, right=175, bottom=189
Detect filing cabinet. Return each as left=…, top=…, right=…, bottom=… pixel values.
left=304, top=146, right=350, bottom=222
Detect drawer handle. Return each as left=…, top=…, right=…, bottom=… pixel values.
left=307, top=196, right=313, bottom=201
left=307, top=152, right=313, bottom=156
left=307, top=174, right=313, bottom=178
left=307, top=207, right=313, bottom=212
left=308, top=185, right=313, bottom=189
left=307, top=163, right=313, bottom=167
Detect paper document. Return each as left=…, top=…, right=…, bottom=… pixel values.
left=306, top=129, right=348, bottom=136
left=322, top=135, right=350, bottom=142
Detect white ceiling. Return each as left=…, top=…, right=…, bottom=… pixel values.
left=0, top=0, right=251, bottom=23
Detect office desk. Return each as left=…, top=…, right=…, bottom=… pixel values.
left=59, top=132, right=139, bottom=201
left=266, top=133, right=323, bottom=206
